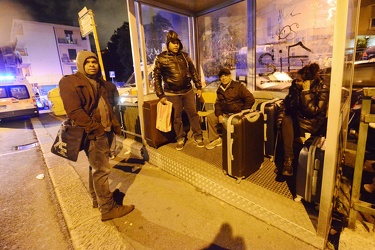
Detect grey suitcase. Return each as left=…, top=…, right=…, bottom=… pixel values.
left=295, top=136, right=326, bottom=203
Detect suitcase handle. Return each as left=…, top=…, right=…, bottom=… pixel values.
left=244, top=110, right=261, bottom=123
left=229, top=138, right=234, bottom=162
left=312, top=168, right=318, bottom=195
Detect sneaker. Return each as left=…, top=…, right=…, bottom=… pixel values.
left=176, top=139, right=185, bottom=151
left=101, top=204, right=135, bottom=221
left=195, top=138, right=205, bottom=148
left=282, top=158, right=293, bottom=176
left=205, top=138, right=222, bottom=150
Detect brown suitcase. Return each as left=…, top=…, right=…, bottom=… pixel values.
left=222, top=109, right=264, bottom=181
left=143, top=100, right=175, bottom=148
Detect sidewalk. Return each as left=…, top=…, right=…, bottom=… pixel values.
left=31, top=113, right=374, bottom=249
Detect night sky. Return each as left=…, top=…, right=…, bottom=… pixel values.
left=0, top=0, right=129, bottom=48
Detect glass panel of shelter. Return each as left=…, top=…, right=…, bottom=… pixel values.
left=140, top=4, right=190, bottom=93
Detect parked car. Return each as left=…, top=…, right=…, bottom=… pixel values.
left=347, top=60, right=375, bottom=151
left=35, top=93, right=50, bottom=110
left=362, top=46, right=375, bottom=60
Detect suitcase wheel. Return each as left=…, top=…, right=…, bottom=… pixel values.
left=235, top=177, right=244, bottom=184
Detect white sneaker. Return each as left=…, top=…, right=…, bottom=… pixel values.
left=194, top=139, right=205, bottom=148
left=205, top=138, right=222, bottom=150
left=176, top=139, right=185, bottom=151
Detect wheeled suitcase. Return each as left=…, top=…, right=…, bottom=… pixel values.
left=222, top=109, right=264, bottom=181
left=252, top=97, right=282, bottom=161
left=295, top=136, right=326, bottom=203
left=143, top=100, right=175, bottom=148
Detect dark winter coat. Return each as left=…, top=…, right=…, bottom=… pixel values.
left=277, top=78, right=329, bottom=135
left=153, top=50, right=202, bottom=98
left=214, top=80, right=255, bottom=117
left=59, top=52, right=121, bottom=140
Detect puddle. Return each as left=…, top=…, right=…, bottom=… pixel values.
left=15, top=142, right=39, bottom=151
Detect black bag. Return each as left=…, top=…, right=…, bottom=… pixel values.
left=51, top=119, right=86, bottom=162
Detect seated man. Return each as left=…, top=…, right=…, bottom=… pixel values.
left=206, top=68, right=255, bottom=149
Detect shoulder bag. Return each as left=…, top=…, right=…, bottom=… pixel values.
left=51, top=119, right=86, bottom=162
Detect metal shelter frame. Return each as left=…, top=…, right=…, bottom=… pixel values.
left=125, top=0, right=362, bottom=247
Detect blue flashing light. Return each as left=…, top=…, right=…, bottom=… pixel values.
left=0, top=75, right=16, bottom=81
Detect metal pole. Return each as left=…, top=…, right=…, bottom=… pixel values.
left=89, top=9, right=106, bottom=80
left=127, top=0, right=146, bottom=145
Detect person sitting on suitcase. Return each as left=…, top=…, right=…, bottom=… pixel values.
left=153, top=30, right=205, bottom=151
left=205, top=68, right=255, bottom=150
left=277, top=63, right=329, bottom=176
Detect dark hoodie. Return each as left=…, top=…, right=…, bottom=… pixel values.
left=59, top=51, right=121, bottom=139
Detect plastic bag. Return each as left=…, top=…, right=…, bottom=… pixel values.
left=156, top=100, right=173, bottom=132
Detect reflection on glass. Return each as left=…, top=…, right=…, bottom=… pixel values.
left=141, top=4, right=189, bottom=65
left=140, top=4, right=190, bottom=92
left=197, top=2, right=247, bottom=87
left=255, top=0, right=336, bottom=91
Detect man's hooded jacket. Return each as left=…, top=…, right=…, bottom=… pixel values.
left=59, top=51, right=121, bottom=139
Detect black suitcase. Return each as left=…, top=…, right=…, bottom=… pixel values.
left=295, top=136, right=326, bottom=203
left=253, top=97, right=282, bottom=161
left=222, top=109, right=264, bottom=181
left=143, top=100, right=175, bottom=148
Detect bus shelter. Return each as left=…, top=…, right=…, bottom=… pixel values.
left=125, top=0, right=366, bottom=247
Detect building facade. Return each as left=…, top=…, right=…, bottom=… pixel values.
left=9, top=19, right=91, bottom=95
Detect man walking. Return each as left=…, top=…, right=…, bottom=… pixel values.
left=59, top=51, right=134, bottom=221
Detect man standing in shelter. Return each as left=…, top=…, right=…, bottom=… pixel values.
left=153, top=30, right=205, bottom=150
left=59, top=51, right=134, bottom=221
left=206, top=68, right=255, bottom=149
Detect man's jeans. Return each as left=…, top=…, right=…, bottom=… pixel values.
left=85, top=132, right=116, bottom=213
left=207, top=113, right=229, bottom=142
left=167, top=90, right=203, bottom=142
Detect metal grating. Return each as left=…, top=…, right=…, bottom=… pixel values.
left=162, top=137, right=293, bottom=199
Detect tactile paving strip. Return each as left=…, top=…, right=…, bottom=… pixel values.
left=145, top=138, right=325, bottom=248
